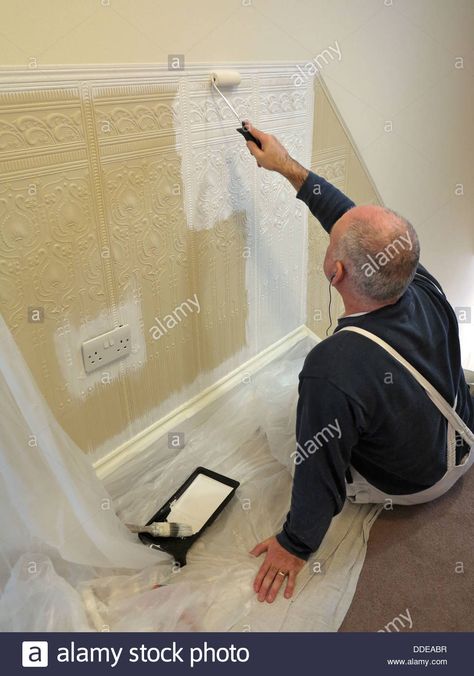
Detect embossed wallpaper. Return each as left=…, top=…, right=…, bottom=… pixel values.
left=0, top=66, right=379, bottom=461
left=0, top=65, right=320, bottom=460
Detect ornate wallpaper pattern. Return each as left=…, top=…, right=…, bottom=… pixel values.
left=0, top=66, right=314, bottom=459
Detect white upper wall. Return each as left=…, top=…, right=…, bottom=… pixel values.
left=1, top=0, right=472, bottom=364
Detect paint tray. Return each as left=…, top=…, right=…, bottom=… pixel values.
left=137, top=466, right=240, bottom=566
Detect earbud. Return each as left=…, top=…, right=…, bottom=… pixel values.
left=330, top=273, right=336, bottom=282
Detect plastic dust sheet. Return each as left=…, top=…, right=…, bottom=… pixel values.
left=0, top=313, right=381, bottom=631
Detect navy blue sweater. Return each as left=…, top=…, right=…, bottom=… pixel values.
left=276, top=171, right=474, bottom=560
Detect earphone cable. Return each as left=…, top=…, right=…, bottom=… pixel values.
left=325, top=277, right=334, bottom=337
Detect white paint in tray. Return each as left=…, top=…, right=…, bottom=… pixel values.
left=166, top=473, right=234, bottom=534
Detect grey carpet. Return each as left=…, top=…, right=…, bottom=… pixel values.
left=340, top=465, right=474, bottom=632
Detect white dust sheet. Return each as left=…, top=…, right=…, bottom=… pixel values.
left=95, top=335, right=381, bottom=632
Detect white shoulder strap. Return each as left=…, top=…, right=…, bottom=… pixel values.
left=338, top=326, right=474, bottom=447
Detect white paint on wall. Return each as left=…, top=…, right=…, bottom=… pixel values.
left=50, top=65, right=313, bottom=416
left=173, top=66, right=314, bottom=358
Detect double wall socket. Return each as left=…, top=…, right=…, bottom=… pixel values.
left=82, top=324, right=131, bottom=374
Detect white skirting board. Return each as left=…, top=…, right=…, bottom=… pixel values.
left=94, top=324, right=319, bottom=478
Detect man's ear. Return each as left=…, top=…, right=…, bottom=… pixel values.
left=331, top=260, right=345, bottom=284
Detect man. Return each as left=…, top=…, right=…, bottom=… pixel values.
left=244, top=121, right=474, bottom=604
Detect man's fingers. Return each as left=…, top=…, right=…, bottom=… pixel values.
left=253, top=560, right=270, bottom=593
left=249, top=538, right=271, bottom=557
left=265, top=571, right=286, bottom=603
left=243, top=120, right=266, bottom=165
left=246, top=140, right=264, bottom=162
left=284, top=570, right=297, bottom=599
left=255, top=567, right=298, bottom=602
left=244, top=121, right=267, bottom=142
left=257, top=566, right=279, bottom=602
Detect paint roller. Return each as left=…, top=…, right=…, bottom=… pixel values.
left=210, top=70, right=262, bottom=149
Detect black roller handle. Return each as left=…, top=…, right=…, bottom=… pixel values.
left=236, top=123, right=262, bottom=149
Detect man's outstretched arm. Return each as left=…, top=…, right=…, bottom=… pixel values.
left=243, top=120, right=355, bottom=232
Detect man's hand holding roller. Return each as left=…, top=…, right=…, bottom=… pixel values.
left=243, top=119, right=309, bottom=192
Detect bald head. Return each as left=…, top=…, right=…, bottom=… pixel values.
left=329, top=205, right=420, bottom=302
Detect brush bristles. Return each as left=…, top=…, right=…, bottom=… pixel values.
left=150, top=522, right=193, bottom=538
left=126, top=521, right=193, bottom=538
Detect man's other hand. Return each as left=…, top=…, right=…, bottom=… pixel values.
left=249, top=536, right=306, bottom=603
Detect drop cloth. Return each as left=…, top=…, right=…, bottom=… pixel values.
left=0, top=323, right=380, bottom=631
left=92, top=335, right=381, bottom=632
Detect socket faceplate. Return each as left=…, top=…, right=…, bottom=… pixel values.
left=81, top=324, right=131, bottom=373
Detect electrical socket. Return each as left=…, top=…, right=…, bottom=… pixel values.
left=81, top=324, right=131, bottom=374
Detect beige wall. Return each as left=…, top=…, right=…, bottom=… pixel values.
left=0, top=1, right=471, bottom=461
left=0, top=65, right=314, bottom=459
left=2, top=0, right=469, bottom=365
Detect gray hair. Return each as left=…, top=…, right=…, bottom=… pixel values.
left=334, top=208, right=420, bottom=302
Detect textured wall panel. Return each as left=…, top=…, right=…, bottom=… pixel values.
left=0, top=66, right=314, bottom=460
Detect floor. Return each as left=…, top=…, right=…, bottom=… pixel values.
left=340, top=465, right=474, bottom=632
left=102, top=335, right=379, bottom=632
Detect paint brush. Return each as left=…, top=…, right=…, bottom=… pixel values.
left=126, top=522, right=193, bottom=538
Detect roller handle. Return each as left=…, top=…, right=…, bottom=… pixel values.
left=236, top=124, right=262, bottom=149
